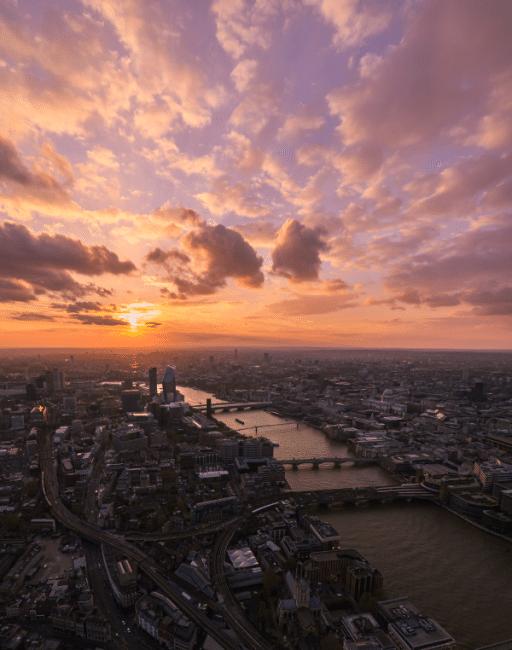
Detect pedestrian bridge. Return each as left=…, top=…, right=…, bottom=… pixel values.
left=191, top=401, right=272, bottom=413
left=280, top=457, right=378, bottom=469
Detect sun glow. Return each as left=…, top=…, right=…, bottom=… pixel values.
left=119, top=303, right=161, bottom=332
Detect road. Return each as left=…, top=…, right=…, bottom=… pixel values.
left=83, top=542, right=136, bottom=650
left=37, top=430, right=269, bottom=650
left=211, top=520, right=272, bottom=650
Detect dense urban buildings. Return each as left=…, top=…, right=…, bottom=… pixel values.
left=0, top=347, right=511, bottom=649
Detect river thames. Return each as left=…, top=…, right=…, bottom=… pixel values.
left=179, top=387, right=512, bottom=649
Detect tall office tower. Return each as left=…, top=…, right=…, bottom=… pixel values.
left=235, top=348, right=238, bottom=360
left=162, top=366, right=176, bottom=403
left=263, top=352, right=269, bottom=363
left=149, top=367, right=158, bottom=398
left=26, top=383, right=37, bottom=401
left=52, top=368, right=61, bottom=391
left=121, top=389, right=141, bottom=413
left=45, top=370, right=53, bottom=393
left=209, top=356, right=214, bottom=365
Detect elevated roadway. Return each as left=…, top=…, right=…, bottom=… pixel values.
left=37, top=431, right=269, bottom=650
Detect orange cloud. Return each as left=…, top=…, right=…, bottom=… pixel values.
left=271, top=218, right=328, bottom=282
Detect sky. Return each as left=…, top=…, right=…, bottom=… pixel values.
left=1, top=0, right=512, bottom=350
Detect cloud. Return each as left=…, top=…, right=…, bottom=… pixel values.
left=51, top=301, right=107, bottom=313
left=383, top=215, right=512, bottom=314
left=0, top=7, right=136, bottom=138
left=365, top=296, right=405, bottom=311
left=0, top=136, right=74, bottom=210
left=252, top=293, right=358, bottom=317
left=295, top=143, right=333, bottom=167
left=135, top=204, right=205, bottom=240
left=361, top=224, right=440, bottom=268
left=0, top=220, right=136, bottom=300
left=146, top=222, right=264, bottom=295
left=145, top=248, right=191, bottom=266
left=75, top=145, right=121, bottom=200
left=69, top=314, right=128, bottom=326
left=231, top=59, right=259, bottom=92
left=212, top=0, right=282, bottom=59
left=150, top=205, right=202, bottom=229
left=320, top=278, right=350, bottom=293
left=83, top=0, right=223, bottom=129
left=0, top=279, right=36, bottom=303
left=304, top=0, right=395, bottom=50
left=277, top=113, right=326, bottom=142
left=326, top=0, right=512, bottom=177
left=271, top=218, right=328, bottom=282
left=10, top=312, right=56, bottom=321
left=231, top=219, right=279, bottom=245
left=407, top=152, right=512, bottom=217
left=197, top=177, right=270, bottom=218
left=0, top=136, right=33, bottom=185
left=229, top=77, right=283, bottom=135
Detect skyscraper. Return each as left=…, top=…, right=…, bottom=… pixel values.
left=149, top=367, right=157, bottom=398
left=162, top=366, right=176, bottom=403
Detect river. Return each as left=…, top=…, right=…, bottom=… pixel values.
left=178, top=387, right=512, bottom=649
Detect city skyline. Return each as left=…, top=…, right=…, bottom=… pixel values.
left=1, top=0, right=512, bottom=350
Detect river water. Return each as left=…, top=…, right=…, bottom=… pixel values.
left=178, top=387, right=512, bottom=649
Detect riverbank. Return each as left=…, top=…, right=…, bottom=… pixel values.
left=440, top=504, right=512, bottom=545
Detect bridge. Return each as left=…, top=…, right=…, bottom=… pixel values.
left=279, top=456, right=379, bottom=469
left=291, top=483, right=439, bottom=506
left=191, top=400, right=272, bottom=413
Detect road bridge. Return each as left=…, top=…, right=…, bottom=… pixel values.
left=279, top=456, right=379, bottom=469
left=191, top=401, right=272, bottom=412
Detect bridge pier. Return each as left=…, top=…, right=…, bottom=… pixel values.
left=312, top=461, right=319, bottom=469
left=291, top=463, right=298, bottom=470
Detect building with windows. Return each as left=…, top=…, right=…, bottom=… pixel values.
left=219, top=437, right=274, bottom=462
left=190, top=496, right=239, bottom=526
left=149, top=367, right=158, bottom=397
left=162, top=366, right=177, bottom=402
left=375, top=598, right=455, bottom=650
left=111, top=424, right=148, bottom=452
left=102, top=544, right=138, bottom=607
left=136, top=592, right=197, bottom=650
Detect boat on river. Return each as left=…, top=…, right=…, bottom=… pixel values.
left=235, top=418, right=244, bottom=424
